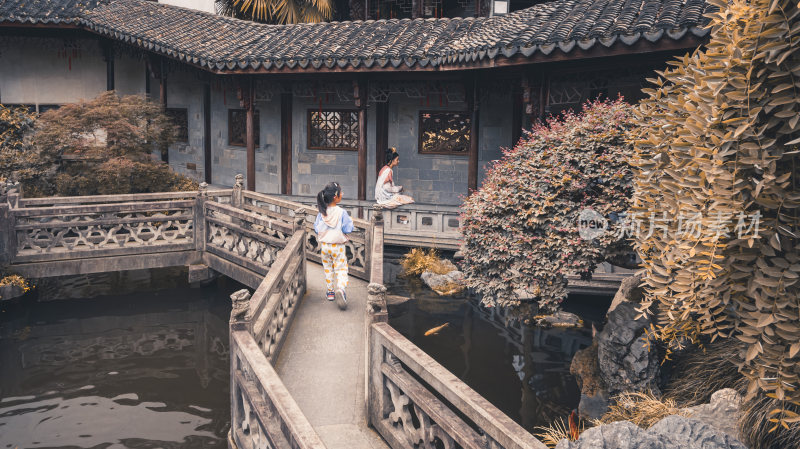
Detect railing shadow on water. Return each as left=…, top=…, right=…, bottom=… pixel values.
left=0, top=176, right=548, bottom=449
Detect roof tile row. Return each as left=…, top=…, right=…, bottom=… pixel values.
left=0, top=0, right=710, bottom=71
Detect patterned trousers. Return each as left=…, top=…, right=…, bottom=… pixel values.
left=320, top=242, right=348, bottom=292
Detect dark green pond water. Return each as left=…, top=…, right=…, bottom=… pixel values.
left=384, top=258, right=610, bottom=433
left=0, top=278, right=239, bottom=449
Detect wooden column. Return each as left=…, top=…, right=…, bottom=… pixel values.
left=467, top=77, right=480, bottom=193
left=103, top=42, right=114, bottom=91
left=159, top=58, right=168, bottom=163
left=242, top=78, right=256, bottom=191
left=159, top=59, right=168, bottom=108
left=375, top=101, right=389, bottom=177
left=203, top=83, right=212, bottom=184
left=281, top=91, right=293, bottom=195
left=355, top=80, right=368, bottom=205
left=512, top=86, right=522, bottom=148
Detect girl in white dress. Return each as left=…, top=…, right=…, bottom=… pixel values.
left=375, top=147, right=414, bottom=209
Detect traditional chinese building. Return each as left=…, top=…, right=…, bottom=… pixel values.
left=0, top=0, right=708, bottom=207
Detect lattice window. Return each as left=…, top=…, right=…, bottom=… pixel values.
left=166, top=108, right=189, bottom=143
left=369, top=0, right=413, bottom=19
left=228, top=109, right=260, bottom=147
left=307, top=110, right=359, bottom=150
left=419, top=111, right=470, bottom=155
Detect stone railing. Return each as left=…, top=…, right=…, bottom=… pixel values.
left=228, top=226, right=321, bottom=449
left=365, top=208, right=547, bottom=449
left=274, top=194, right=461, bottom=250
left=366, top=320, right=547, bottom=449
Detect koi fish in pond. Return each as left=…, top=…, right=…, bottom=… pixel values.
left=424, top=322, right=449, bottom=336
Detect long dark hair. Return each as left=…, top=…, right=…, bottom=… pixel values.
left=316, top=182, right=341, bottom=216
left=385, top=147, right=399, bottom=166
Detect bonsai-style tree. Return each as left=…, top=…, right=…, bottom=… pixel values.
left=461, top=99, right=637, bottom=318
left=2, top=91, right=196, bottom=197
left=0, top=104, right=43, bottom=185
left=216, top=0, right=332, bottom=24
left=633, top=0, right=800, bottom=432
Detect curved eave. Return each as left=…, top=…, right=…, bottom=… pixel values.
left=80, top=21, right=709, bottom=74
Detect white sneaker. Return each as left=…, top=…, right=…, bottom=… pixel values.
left=335, top=289, right=347, bottom=310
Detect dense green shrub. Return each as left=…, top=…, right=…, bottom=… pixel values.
left=460, top=99, right=637, bottom=317
left=633, top=0, right=800, bottom=430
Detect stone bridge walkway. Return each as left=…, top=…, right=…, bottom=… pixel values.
left=275, top=263, right=390, bottom=449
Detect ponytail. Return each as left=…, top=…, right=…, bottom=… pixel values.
left=385, top=146, right=399, bottom=166
left=316, top=182, right=341, bottom=216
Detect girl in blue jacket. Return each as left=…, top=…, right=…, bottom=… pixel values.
left=314, top=182, right=354, bottom=310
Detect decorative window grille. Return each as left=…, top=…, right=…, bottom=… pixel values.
left=307, top=110, right=359, bottom=151
left=166, top=108, right=189, bottom=143
left=228, top=109, right=260, bottom=147
left=418, top=111, right=471, bottom=155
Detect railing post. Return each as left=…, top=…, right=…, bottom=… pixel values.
left=195, top=182, right=208, bottom=253
left=293, top=209, right=307, bottom=291
left=232, top=173, right=244, bottom=209
left=229, top=288, right=252, bottom=449
left=2, top=184, right=20, bottom=265
left=0, top=183, right=10, bottom=265
left=370, top=205, right=384, bottom=286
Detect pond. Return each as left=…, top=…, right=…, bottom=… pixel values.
left=0, top=277, right=239, bottom=449
left=383, top=256, right=611, bottom=433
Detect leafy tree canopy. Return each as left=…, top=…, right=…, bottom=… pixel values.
left=1, top=91, right=196, bottom=196
left=460, top=99, right=637, bottom=318
left=216, top=0, right=333, bottom=24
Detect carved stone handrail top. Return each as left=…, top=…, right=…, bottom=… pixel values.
left=372, top=322, right=547, bottom=449
left=12, top=199, right=196, bottom=218
left=276, top=195, right=462, bottom=215
left=206, top=200, right=294, bottom=235
left=17, top=190, right=232, bottom=208
left=232, top=330, right=328, bottom=449
left=249, top=230, right=305, bottom=337
left=244, top=190, right=372, bottom=229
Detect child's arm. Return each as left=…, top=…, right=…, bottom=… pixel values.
left=314, top=213, right=325, bottom=235
left=341, top=211, right=354, bottom=234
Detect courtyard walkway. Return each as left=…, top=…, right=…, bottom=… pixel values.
left=275, top=263, right=390, bottom=449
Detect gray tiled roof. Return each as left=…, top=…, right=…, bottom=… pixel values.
left=1, top=0, right=710, bottom=71
left=0, top=0, right=107, bottom=25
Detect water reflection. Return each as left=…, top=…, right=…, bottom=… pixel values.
left=385, top=258, right=607, bottom=432
left=0, top=280, right=237, bottom=448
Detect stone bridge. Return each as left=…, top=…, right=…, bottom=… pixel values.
left=0, top=177, right=547, bottom=449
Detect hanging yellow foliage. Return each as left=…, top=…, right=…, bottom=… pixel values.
left=633, top=0, right=800, bottom=429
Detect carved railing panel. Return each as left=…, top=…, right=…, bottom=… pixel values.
left=242, top=191, right=372, bottom=281
left=12, top=200, right=196, bottom=262
left=367, top=323, right=547, bottom=449
left=249, top=231, right=307, bottom=362
left=204, top=201, right=294, bottom=276
left=263, top=194, right=461, bottom=250
left=231, top=330, right=326, bottom=449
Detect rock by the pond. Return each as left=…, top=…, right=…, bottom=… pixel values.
left=535, top=311, right=583, bottom=328
left=385, top=294, right=412, bottom=306
left=570, top=341, right=610, bottom=419
left=683, top=389, right=742, bottom=441
left=607, top=271, right=645, bottom=316
left=420, top=268, right=465, bottom=296
left=597, top=301, right=660, bottom=397
left=0, top=284, right=25, bottom=301
left=572, top=301, right=660, bottom=419
left=555, top=416, right=747, bottom=449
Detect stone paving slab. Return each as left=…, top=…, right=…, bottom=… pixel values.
left=275, top=263, right=390, bottom=449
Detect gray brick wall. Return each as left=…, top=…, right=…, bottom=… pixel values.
left=166, top=72, right=205, bottom=182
